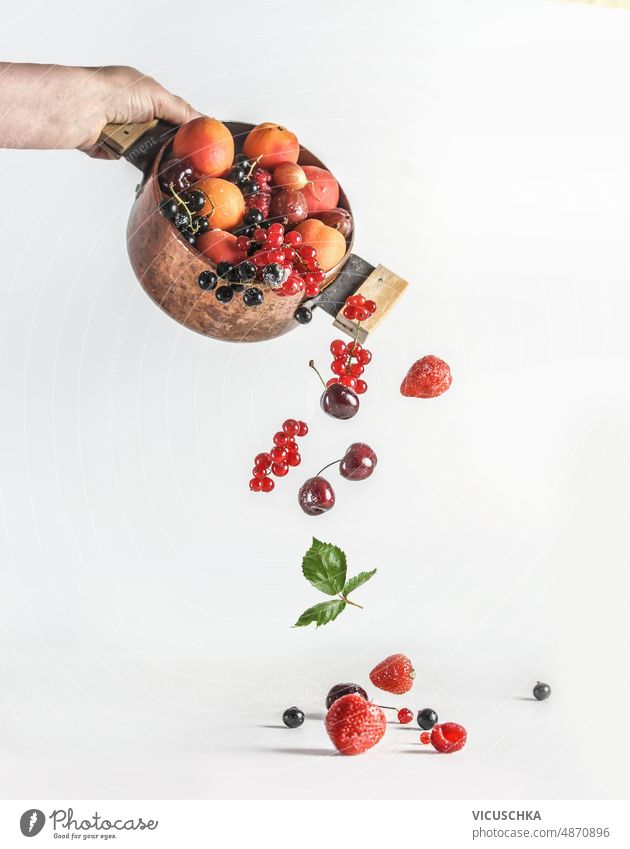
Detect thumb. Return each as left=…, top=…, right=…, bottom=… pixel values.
left=153, top=91, right=202, bottom=127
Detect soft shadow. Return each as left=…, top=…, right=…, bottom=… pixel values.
left=259, top=724, right=287, bottom=729
left=513, top=696, right=537, bottom=702
left=266, top=746, right=335, bottom=757
left=309, top=711, right=326, bottom=721
left=404, top=748, right=439, bottom=754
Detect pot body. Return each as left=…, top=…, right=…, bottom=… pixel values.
left=127, top=121, right=353, bottom=343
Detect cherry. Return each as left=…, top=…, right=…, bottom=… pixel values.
left=298, top=476, right=335, bottom=516
left=339, top=443, right=377, bottom=481
left=325, top=683, right=368, bottom=710
left=321, top=382, right=359, bottom=419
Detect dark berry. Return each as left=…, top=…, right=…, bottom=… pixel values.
left=195, top=215, right=210, bottom=234
left=298, top=476, right=335, bottom=515
left=226, top=165, right=246, bottom=185
left=198, top=270, right=217, bottom=291
left=158, top=158, right=193, bottom=193
left=184, top=189, right=206, bottom=213
left=230, top=282, right=245, bottom=293
left=234, top=154, right=252, bottom=170
left=238, top=261, right=257, bottom=282
left=185, top=233, right=196, bottom=245
left=215, top=285, right=233, bottom=304
left=243, top=287, right=264, bottom=307
left=159, top=198, right=179, bottom=220
left=216, top=261, right=234, bottom=280
left=417, top=708, right=438, bottom=730
left=282, top=707, right=305, bottom=729
left=241, top=178, right=259, bottom=196
left=244, top=208, right=263, bottom=226
left=533, top=682, right=551, bottom=701
left=325, top=683, right=368, bottom=710
left=172, top=211, right=190, bottom=231
left=294, top=306, right=313, bottom=324
left=227, top=266, right=242, bottom=284
left=262, top=263, right=285, bottom=286
left=320, top=383, right=359, bottom=420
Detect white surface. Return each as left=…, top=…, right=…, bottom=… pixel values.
left=1, top=0, right=630, bottom=800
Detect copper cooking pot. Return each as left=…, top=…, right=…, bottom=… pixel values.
left=100, top=120, right=407, bottom=344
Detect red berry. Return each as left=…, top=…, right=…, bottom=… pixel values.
left=339, top=374, right=357, bottom=389
left=397, top=708, right=414, bottom=725
left=349, top=342, right=362, bottom=356
left=282, top=246, right=296, bottom=264
left=357, top=348, right=372, bottom=365
left=255, top=452, right=271, bottom=468
left=249, top=477, right=262, bottom=492
left=400, top=355, right=452, bottom=399
left=349, top=363, right=364, bottom=377
left=286, top=452, right=301, bottom=467
left=286, top=441, right=299, bottom=454
left=430, top=723, right=467, bottom=754
left=355, top=307, right=369, bottom=322
left=331, top=358, right=347, bottom=376
left=270, top=446, right=287, bottom=462
left=420, top=731, right=431, bottom=745
left=282, top=419, right=300, bottom=436
left=369, top=653, right=416, bottom=695
left=284, top=230, right=302, bottom=246
left=330, top=340, right=346, bottom=357
left=343, top=305, right=357, bottom=321
left=297, top=421, right=308, bottom=437
left=253, top=228, right=267, bottom=242
left=252, top=466, right=266, bottom=478
left=253, top=250, right=269, bottom=267
left=260, top=476, right=274, bottom=493
left=265, top=232, right=283, bottom=248
left=235, top=235, right=249, bottom=250
left=326, top=377, right=340, bottom=387
left=348, top=294, right=365, bottom=307
left=364, top=299, right=377, bottom=315
left=281, top=277, right=301, bottom=296
left=325, top=694, right=386, bottom=756
left=355, top=379, right=368, bottom=394
left=273, top=431, right=288, bottom=447
left=304, top=282, right=320, bottom=298
left=271, top=462, right=289, bottom=477
left=267, top=222, right=284, bottom=237
left=267, top=248, right=285, bottom=264
left=298, top=244, right=316, bottom=260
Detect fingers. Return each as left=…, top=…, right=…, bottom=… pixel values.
left=152, top=87, right=202, bottom=128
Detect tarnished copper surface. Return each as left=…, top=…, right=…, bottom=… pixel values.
left=126, top=122, right=353, bottom=343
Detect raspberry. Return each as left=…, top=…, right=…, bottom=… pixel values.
left=325, top=694, right=386, bottom=756
left=244, top=166, right=272, bottom=218
left=400, top=355, right=452, bottom=399
left=430, top=722, right=467, bottom=754
left=369, top=653, right=416, bottom=695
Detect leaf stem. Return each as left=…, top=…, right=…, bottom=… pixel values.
left=339, top=594, right=363, bottom=609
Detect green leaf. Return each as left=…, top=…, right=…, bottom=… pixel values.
left=301, top=538, right=347, bottom=596
left=293, top=600, right=346, bottom=628
left=342, top=569, right=377, bottom=597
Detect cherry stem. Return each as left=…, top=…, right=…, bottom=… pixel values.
left=375, top=705, right=398, bottom=711
left=309, top=360, right=326, bottom=388
left=339, top=595, right=363, bottom=609
left=316, top=459, right=342, bottom=477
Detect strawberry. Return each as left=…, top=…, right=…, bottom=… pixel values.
left=430, top=722, right=467, bottom=753
left=400, top=355, right=452, bottom=398
left=369, top=653, right=415, bottom=695
left=325, top=693, right=386, bottom=755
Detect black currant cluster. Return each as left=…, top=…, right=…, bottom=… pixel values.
left=198, top=262, right=264, bottom=308
left=159, top=189, right=210, bottom=246
left=226, top=154, right=260, bottom=199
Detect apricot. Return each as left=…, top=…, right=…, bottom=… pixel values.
left=295, top=219, right=347, bottom=272
left=273, top=162, right=308, bottom=191
left=194, top=177, right=245, bottom=230
left=172, top=117, right=234, bottom=178
left=197, top=230, right=240, bottom=265
left=242, top=122, right=299, bottom=168
left=301, top=166, right=340, bottom=213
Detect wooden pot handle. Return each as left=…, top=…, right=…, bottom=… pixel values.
left=98, top=120, right=160, bottom=158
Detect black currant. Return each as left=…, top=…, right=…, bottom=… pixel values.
left=294, top=306, right=313, bottom=325
left=215, top=285, right=233, bottom=304
left=244, top=208, right=263, bottom=226
left=533, top=682, right=551, bottom=701
left=241, top=179, right=259, bottom=197
left=282, top=707, right=305, bottom=729
left=417, top=708, right=438, bottom=730
left=195, top=216, right=210, bottom=234
left=325, top=683, right=368, bottom=710
left=238, top=261, right=256, bottom=282
left=172, top=211, right=190, bottom=231
left=216, top=261, right=234, bottom=280
left=247, top=241, right=261, bottom=256
left=198, top=270, right=217, bottom=291
left=262, top=263, right=284, bottom=287
left=186, top=234, right=196, bottom=245
left=184, top=190, right=206, bottom=213
left=243, top=287, right=264, bottom=307
left=159, top=198, right=179, bottom=220
left=226, top=266, right=242, bottom=284
left=226, top=165, right=246, bottom=185
left=234, top=154, right=252, bottom=170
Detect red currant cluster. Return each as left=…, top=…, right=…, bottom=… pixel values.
left=234, top=223, right=324, bottom=299
left=342, top=293, right=377, bottom=323
left=327, top=338, right=373, bottom=395
left=249, top=419, right=309, bottom=493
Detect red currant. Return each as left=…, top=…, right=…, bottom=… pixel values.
left=348, top=294, right=365, bottom=307
left=255, top=452, right=272, bottom=468
left=331, top=358, right=347, bottom=376
left=398, top=708, right=414, bottom=724
left=253, top=250, right=269, bottom=267
left=283, top=246, right=296, bottom=264
left=261, top=476, right=275, bottom=493
left=282, top=277, right=301, bottom=297
left=270, top=446, right=287, bottom=463
left=364, top=299, right=377, bottom=315
left=343, top=305, right=357, bottom=321
left=355, top=307, right=369, bottom=322
left=298, top=244, right=316, bottom=260
left=253, top=227, right=267, bottom=242
left=357, top=348, right=372, bottom=365
left=271, top=462, right=289, bottom=477
left=265, top=232, right=283, bottom=248
left=330, top=340, right=346, bottom=357
left=349, top=363, right=364, bottom=377
left=286, top=452, right=301, bottom=467
left=284, top=230, right=302, bottom=246
left=267, top=223, right=284, bottom=237
left=326, top=377, right=339, bottom=387
left=304, top=282, right=320, bottom=298
left=267, top=248, right=285, bottom=264
left=420, top=732, right=431, bottom=745
left=297, top=421, right=308, bottom=437
left=273, top=431, right=288, bottom=447
left=249, top=477, right=263, bottom=492
left=355, top=379, right=368, bottom=394
left=252, top=467, right=266, bottom=478
left=340, top=374, right=357, bottom=389
left=282, top=419, right=300, bottom=436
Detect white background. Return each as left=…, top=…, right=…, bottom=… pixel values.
left=1, top=0, right=630, bottom=801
